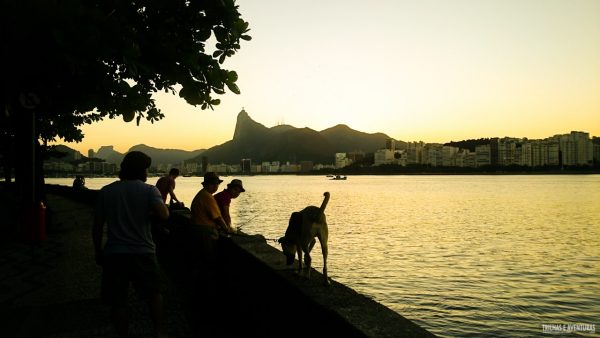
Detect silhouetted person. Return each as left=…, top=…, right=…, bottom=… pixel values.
left=72, top=175, right=86, bottom=189
left=156, top=168, right=182, bottom=206
left=214, top=179, right=245, bottom=230
left=93, top=151, right=169, bottom=338
left=186, top=172, right=231, bottom=335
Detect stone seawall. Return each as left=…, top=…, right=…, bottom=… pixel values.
left=46, top=184, right=437, bottom=338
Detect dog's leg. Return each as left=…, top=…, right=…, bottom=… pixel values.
left=307, top=238, right=316, bottom=253
left=302, top=245, right=312, bottom=279
left=296, top=248, right=303, bottom=275
left=319, top=233, right=330, bottom=285
left=305, top=239, right=317, bottom=279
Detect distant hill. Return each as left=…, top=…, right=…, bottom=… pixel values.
left=93, top=144, right=204, bottom=166
left=46, top=145, right=86, bottom=162
left=192, top=109, right=400, bottom=164
left=128, top=144, right=205, bottom=165
left=321, top=124, right=406, bottom=153
left=95, top=146, right=124, bottom=164
left=93, top=145, right=204, bottom=166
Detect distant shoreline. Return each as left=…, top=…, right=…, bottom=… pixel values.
left=42, top=169, right=600, bottom=179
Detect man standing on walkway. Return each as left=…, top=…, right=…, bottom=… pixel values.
left=186, top=171, right=231, bottom=335
left=93, top=151, right=169, bottom=338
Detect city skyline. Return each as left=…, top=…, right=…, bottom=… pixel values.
left=46, top=130, right=598, bottom=176
left=75, top=124, right=598, bottom=155
left=56, top=0, right=600, bottom=154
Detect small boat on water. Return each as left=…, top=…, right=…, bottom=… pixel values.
left=330, top=175, right=347, bottom=180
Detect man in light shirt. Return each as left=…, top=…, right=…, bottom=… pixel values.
left=93, top=151, right=169, bottom=338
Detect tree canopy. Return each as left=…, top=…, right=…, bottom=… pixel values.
left=1, top=0, right=250, bottom=143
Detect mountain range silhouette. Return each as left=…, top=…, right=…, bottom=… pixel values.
left=51, top=109, right=403, bottom=165
left=189, top=109, right=403, bottom=164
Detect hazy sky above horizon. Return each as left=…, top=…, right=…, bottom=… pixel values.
left=59, top=0, right=600, bottom=154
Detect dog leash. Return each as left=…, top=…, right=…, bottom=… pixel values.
left=229, top=232, right=279, bottom=243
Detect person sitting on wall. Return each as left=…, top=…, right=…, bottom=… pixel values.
left=73, top=175, right=86, bottom=189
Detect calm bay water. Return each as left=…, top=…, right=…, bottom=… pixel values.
left=47, top=175, right=600, bottom=337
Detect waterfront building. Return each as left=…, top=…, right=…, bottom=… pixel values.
left=207, top=163, right=229, bottom=174
left=314, top=163, right=336, bottom=171
left=261, top=161, right=281, bottom=173
left=475, top=144, right=491, bottom=167
left=519, top=142, right=533, bottom=166
left=497, top=138, right=518, bottom=166
left=335, top=153, right=351, bottom=168
left=241, top=159, right=252, bottom=174
left=455, top=149, right=476, bottom=168
left=547, top=141, right=560, bottom=166
left=404, top=141, right=424, bottom=165
left=280, top=163, right=300, bottom=173
left=43, top=161, right=75, bottom=173
left=489, top=138, right=499, bottom=167
left=393, top=150, right=407, bottom=166
left=531, top=139, right=560, bottom=167
left=249, top=164, right=262, bottom=173
left=76, top=161, right=117, bottom=175
left=422, top=143, right=443, bottom=167
left=300, top=161, right=314, bottom=172
left=156, top=163, right=172, bottom=173
left=346, top=151, right=365, bottom=164
left=182, top=161, right=199, bottom=175
left=386, top=138, right=395, bottom=151
left=442, top=146, right=459, bottom=167
left=229, top=164, right=241, bottom=173
left=373, top=149, right=394, bottom=166
left=552, top=131, right=593, bottom=166
left=531, top=140, right=546, bottom=167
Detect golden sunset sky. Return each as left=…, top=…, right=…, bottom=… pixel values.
left=59, top=0, right=600, bottom=154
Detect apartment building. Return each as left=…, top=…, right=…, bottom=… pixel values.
left=373, top=149, right=395, bottom=166
left=475, top=144, right=491, bottom=167
left=551, top=131, right=593, bottom=166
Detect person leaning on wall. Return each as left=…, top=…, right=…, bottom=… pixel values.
left=155, top=168, right=182, bottom=207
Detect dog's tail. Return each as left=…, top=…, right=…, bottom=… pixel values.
left=319, top=192, right=330, bottom=214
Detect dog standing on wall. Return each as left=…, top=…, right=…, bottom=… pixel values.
left=278, top=192, right=330, bottom=285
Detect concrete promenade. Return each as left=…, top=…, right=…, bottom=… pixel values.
left=1, top=184, right=437, bottom=338
left=0, top=188, right=191, bottom=337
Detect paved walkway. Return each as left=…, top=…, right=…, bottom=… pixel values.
left=0, top=191, right=191, bottom=337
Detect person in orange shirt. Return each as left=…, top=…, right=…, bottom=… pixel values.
left=190, top=172, right=232, bottom=235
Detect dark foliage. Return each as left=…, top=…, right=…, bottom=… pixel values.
left=1, top=0, right=251, bottom=143
left=444, top=138, right=491, bottom=152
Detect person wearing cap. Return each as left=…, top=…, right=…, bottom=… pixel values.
left=92, top=151, right=169, bottom=338
left=187, top=171, right=230, bottom=326
left=189, top=171, right=231, bottom=235
left=214, top=179, right=245, bottom=230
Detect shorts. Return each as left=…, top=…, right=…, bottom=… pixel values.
left=101, top=253, right=164, bottom=307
